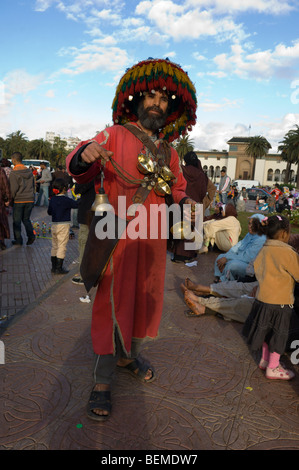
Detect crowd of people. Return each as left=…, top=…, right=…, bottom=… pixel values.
left=1, top=57, right=299, bottom=423
left=0, top=155, right=79, bottom=251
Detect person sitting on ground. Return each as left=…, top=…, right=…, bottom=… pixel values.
left=180, top=277, right=299, bottom=351
left=214, top=213, right=266, bottom=282
left=198, top=202, right=241, bottom=254
left=181, top=277, right=258, bottom=322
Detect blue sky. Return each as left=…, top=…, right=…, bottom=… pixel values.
left=1, top=0, right=299, bottom=152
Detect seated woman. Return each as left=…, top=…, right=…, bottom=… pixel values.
left=199, top=203, right=241, bottom=254
left=171, top=151, right=216, bottom=263
left=214, top=213, right=267, bottom=282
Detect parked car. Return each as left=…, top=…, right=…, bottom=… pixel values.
left=247, top=188, right=270, bottom=200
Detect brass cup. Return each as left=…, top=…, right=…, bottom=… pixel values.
left=137, top=154, right=156, bottom=174
left=159, top=165, right=175, bottom=181
left=154, top=177, right=171, bottom=196
left=170, top=221, right=195, bottom=241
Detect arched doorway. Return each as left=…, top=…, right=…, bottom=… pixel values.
left=239, top=159, right=251, bottom=179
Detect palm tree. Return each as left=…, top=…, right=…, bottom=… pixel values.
left=281, top=125, right=299, bottom=187
left=278, top=132, right=297, bottom=184
left=174, top=134, right=195, bottom=162
left=5, top=130, right=29, bottom=156
left=51, top=136, right=68, bottom=167
left=27, top=138, right=52, bottom=161
left=245, top=136, right=271, bottom=180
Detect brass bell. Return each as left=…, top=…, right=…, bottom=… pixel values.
left=137, top=154, right=156, bottom=174
left=153, top=177, right=171, bottom=196
left=170, top=221, right=195, bottom=241
left=91, top=188, right=114, bottom=214
left=159, top=165, right=175, bottom=182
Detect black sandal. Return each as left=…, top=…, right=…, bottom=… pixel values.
left=118, top=357, right=155, bottom=383
left=86, top=389, right=111, bottom=421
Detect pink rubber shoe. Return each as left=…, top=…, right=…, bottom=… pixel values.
left=266, top=365, right=295, bottom=380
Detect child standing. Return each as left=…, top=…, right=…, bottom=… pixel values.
left=48, top=178, right=78, bottom=274
left=243, top=215, right=299, bottom=380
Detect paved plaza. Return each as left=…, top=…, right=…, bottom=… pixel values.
left=0, top=205, right=299, bottom=451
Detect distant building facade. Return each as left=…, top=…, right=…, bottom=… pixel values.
left=196, top=137, right=298, bottom=187
left=45, top=132, right=81, bottom=151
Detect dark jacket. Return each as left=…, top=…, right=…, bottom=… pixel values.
left=74, top=181, right=95, bottom=225
left=47, top=194, right=78, bottom=222
left=9, top=164, right=35, bottom=203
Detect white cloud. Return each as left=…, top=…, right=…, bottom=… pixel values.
left=185, top=0, right=296, bottom=15
left=214, top=40, right=299, bottom=80
left=191, top=113, right=299, bottom=153
left=46, top=89, right=55, bottom=98
left=3, top=69, right=44, bottom=97
left=57, top=44, right=130, bottom=75
left=198, top=97, right=242, bottom=112
left=135, top=0, right=247, bottom=42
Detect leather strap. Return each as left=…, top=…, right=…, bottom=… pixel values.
left=124, top=123, right=172, bottom=205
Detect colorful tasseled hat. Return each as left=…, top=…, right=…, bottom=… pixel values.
left=112, top=58, right=197, bottom=143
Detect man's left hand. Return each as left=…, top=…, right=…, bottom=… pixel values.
left=184, top=198, right=200, bottom=223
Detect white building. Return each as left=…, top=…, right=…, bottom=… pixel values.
left=45, top=132, right=81, bottom=151
left=196, top=137, right=298, bottom=187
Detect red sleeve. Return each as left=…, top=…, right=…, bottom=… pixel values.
left=66, top=138, right=103, bottom=184
left=168, top=147, right=187, bottom=204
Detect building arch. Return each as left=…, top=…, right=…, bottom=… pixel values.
left=239, top=159, right=251, bottom=180
left=274, top=169, right=280, bottom=182
left=267, top=169, right=273, bottom=181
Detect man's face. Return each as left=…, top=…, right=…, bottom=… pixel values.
left=137, top=90, right=169, bottom=132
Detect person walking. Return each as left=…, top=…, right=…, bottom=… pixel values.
left=35, top=162, right=52, bottom=207
left=47, top=178, right=79, bottom=274
left=9, top=152, right=35, bottom=246
left=218, top=168, right=231, bottom=204
left=71, top=180, right=96, bottom=303
left=243, top=215, right=299, bottom=380
left=66, top=58, right=198, bottom=421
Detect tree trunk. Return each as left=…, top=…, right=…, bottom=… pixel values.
left=284, top=161, right=291, bottom=184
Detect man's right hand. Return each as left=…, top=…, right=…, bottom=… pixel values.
left=81, top=142, right=113, bottom=164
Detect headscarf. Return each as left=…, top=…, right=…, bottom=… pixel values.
left=182, top=151, right=208, bottom=203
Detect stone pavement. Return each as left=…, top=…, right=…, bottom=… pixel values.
left=0, top=205, right=299, bottom=451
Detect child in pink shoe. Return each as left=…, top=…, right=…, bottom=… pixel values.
left=243, top=215, right=299, bottom=380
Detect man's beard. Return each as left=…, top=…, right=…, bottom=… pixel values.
left=137, top=100, right=168, bottom=132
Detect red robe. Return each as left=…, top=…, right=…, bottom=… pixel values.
left=66, top=124, right=187, bottom=355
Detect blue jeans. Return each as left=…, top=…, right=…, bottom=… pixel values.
left=220, top=192, right=228, bottom=204
left=12, top=202, right=35, bottom=244
left=36, top=185, right=49, bottom=207
left=214, top=254, right=248, bottom=281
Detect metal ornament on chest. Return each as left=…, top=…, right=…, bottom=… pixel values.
left=136, top=146, right=175, bottom=197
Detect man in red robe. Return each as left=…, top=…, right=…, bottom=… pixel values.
left=66, top=58, right=198, bottom=421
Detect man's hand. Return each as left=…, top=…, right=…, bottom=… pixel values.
left=216, top=257, right=227, bottom=272
left=81, top=142, right=113, bottom=164
left=184, top=198, right=200, bottom=223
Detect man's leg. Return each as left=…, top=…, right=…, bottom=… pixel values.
left=182, top=286, right=253, bottom=322
left=90, top=331, right=152, bottom=418
left=12, top=203, right=23, bottom=244
left=22, top=203, right=35, bottom=241
left=42, top=186, right=49, bottom=207
left=35, top=186, right=44, bottom=206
